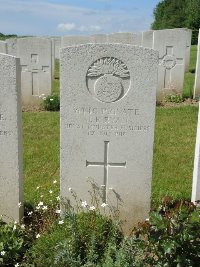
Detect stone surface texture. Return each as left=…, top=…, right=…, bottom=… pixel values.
left=61, top=36, right=92, bottom=47
left=194, top=30, right=200, bottom=98
left=107, top=32, right=142, bottom=45
left=6, top=38, right=18, bottom=56
left=60, top=44, right=158, bottom=232
left=153, top=28, right=187, bottom=101
left=17, top=37, right=52, bottom=106
left=0, top=53, right=23, bottom=223
left=0, top=41, right=7, bottom=54
left=192, top=102, right=200, bottom=202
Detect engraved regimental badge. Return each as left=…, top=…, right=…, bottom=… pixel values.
left=86, top=57, right=130, bottom=103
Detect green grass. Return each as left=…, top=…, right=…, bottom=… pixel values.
left=23, top=106, right=199, bottom=208
left=23, top=112, right=60, bottom=206
left=152, top=106, right=198, bottom=206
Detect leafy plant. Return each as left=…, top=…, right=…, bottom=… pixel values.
left=24, top=211, right=122, bottom=267
left=0, top=219, right=31, bottom=266
left=164, top=94, right=184, bottom=103
left=130, top=199, right=200, bottom=266
left=42, top=94, right=60, bottom=111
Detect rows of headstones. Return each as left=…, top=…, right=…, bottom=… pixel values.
left=0, top=28, right=200, bottom=231
left=1, top=28, right=200, bottom=108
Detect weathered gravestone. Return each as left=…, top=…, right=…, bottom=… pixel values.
left=192, top=102, right=200, bottom=203
left=0, top=41, right=7, bottom=53
left=0, top=53, right=23, bottom=223
left=17, top=37, right=52, bottom=106
left=60, top=44, right=158, bottom=231
left=6, top=38, right=17, bottom=56
left=107, top=32, right=142, bottom=45
left=52, top=37, right=61, bottom=59
left=153, top=29, right=187, bottom=101
left=61, top=36, right=92, bottom=47
left=194, top=30, right=200, bottom=98
left=90, top=34, right=108, bottom=43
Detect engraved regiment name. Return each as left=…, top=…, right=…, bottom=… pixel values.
left=65, top=106, right=150, bottom=137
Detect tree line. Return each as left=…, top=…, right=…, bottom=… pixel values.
left=151, top=0, right=200, bottom=44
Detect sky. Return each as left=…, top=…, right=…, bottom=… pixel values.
left=0, top=0, right=160, bottom=36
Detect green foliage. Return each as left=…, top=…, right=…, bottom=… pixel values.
left=164, top=94, right=184, bottom=103
left=151, top=0, right=200, bottom=44
left=130, top=200, right=200, bottom=266
left=42, top=95, right=60, bottom=111
left=152, top=0, right=187, bottom=30
left=24, top=211, right=122, bottom=267
left=0, top=219, right=31, bottom=266
left=0, top=32, right=17, bottom=40
left=25, top=201, right=200, bottom=266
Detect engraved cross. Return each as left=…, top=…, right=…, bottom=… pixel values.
left=159, top=46, right=183, bottom=89
left=86, top=141, right=126, bottom=202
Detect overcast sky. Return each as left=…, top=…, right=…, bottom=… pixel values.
left=0, top=0, right=160, bottom=36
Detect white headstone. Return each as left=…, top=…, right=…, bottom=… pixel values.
left=142, top=30, right=153, bottom=48
left=61, top=36, right=92, bottom=47
left=153, top=29, right=187, bottom=101
left=60, top=44, right=158, bottom=232
left=52, top=37, right=61, bottom=59
left=0, top=53, right=23, bottom=223
left=192, top=102, right=200, bottom=202
left=194, top=30, right=200, bottom=98
left=107, top=32, right=142, bottom=45
left=51, top=39, right=55, bottom=78
left=90, top=34, right=108, bottom=43
left=17, top=37, right=52, bottom=106
left=6, top=38, right=17, bottom=56
left=0, top=41, right=7, bottom=53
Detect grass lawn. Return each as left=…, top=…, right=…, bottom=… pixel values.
left=23, top=106, right=198, bottom=208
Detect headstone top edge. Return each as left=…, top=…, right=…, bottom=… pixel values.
left=0, top=53, right=17, bottom=59
left=60, top=43, right=159, bottom=54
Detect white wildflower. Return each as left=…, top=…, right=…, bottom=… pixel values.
left=36, top=234, right=40, bottom=239
left=58, top=220, right=64, bottom=225
left=18, top=202, right=22, bottom=208
left=13, top=225, right=17, bottom=231
left=21, top=224, right=25, bottom=230
left=15, top=263, right=20, bottom=267
left=89, top=206, right=95, bottom=211
left=81, top=201, right=87, bottom=208
left=28, top=211, right=33, bottom=216
left=56, top=209, right=61, bottom=214
left=101, top=203, right=108, bottom=208
left=50, top=98, right=54, bottom=101
left=1, top=251, right=5, bottom=256
left=49, top=190, right=53, bottom=194
left=38, top=201, right=43, bottom=206
left=56, top=196, right=60, bottom=201
left=42, top=206, right=48, bottom=211
left=53, top=180, right=57, bottom=184
left=36, top=186, right=40, bottom=190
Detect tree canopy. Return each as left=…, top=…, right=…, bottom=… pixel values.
left=151, top=0, right=200, bottom=31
